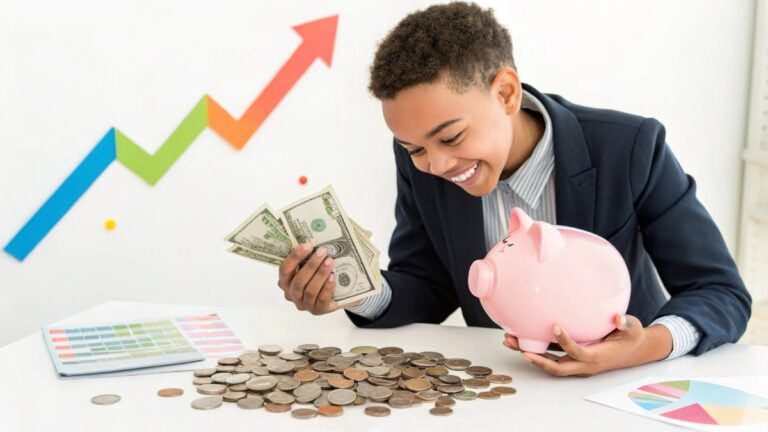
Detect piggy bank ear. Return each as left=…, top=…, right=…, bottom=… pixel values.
left=529, top=222, right=565, bottom=262
left=508, top=207, right=534, bottom=235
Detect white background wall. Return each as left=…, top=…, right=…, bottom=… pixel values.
left=0, top=0, right=755, bottom=347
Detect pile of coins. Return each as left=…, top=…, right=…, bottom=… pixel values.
left=188, top=344, right=517, bottom=419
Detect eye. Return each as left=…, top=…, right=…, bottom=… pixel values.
left=502, top=236, right=510, bottom=243
left=408, top=147, right=425, bottom=156
left=439, top=130, right=464, bottom=144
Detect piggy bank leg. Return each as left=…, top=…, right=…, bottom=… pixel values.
left=518, top=339, right=550, bottom=354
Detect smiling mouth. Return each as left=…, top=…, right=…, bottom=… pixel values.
left=450, top=162, right=479, bottom=183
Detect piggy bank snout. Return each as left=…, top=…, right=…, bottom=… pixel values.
left=468, top=260, right=495, bottom=299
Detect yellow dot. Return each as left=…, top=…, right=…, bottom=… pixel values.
left=105, top=219, right=117, bottom=231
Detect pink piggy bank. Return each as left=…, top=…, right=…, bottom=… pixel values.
left=468, top=207, right=630, bottom=353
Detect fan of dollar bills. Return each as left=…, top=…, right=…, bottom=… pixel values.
left=224, top=185, right=382, bottom=306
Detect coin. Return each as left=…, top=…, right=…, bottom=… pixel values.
left=425, top=366, right=449, bottom=377
left=279, top=352, right=304, bottom=361
left=197, top=383, right=227, bottom=395
left=404, top=378, right=432, bottom=392
left=193, top=368, right=216, bottom=377
left=444, top=358, right=472, bottom=371
left=91, top=394, right=121, bottom=405
left=438, top=375, right=462, bottom=384
left=327, top=389, right=357, bottom=406
left=215, top=365, right=236, bottom=373
left=490, top=386, right=517, bottom=395
left=225, top=373, right=251, bottom=385
left=317, top=405, right=344, bottom=417
left=328, top=376, right=354, bottom=389
left=210, top=372, right=232, bottom=384
left=452, top=390, right=478, bottom=401
left=191, top=396, right=222, bottom=410
left=296, top=343, right=320, bottom=353
left=343, top=368, right=368, bottom=382
left=364, top=406, right=391, bottom=417
left=294, top=369, right=320, bottom=382
left=463, top=377, right=490, bottom=388
left=246, top=376, right=278, bottom=392
left=435, top=396, right=456, bottom=407
left=291, top=408, right=318, bottom=419
left=378, top=347, right=404, bottom=356
left=259, top=344, right=283, bottom=356
left=294, top=383, right=323, bottom=403
left=266, top=391, right=296, bottom=405
left=478, top=391, right=501, bottom=400
left=437, top=385, right=464, bottom=394
left=157, top=388, right=184, bottom=397
left=222, top=390, right=247, bottom=402
left=465, top=366, right=492, bottom=377
left=265, top=403, right=291, bottom=413
left=416, top=390, right=442, bottom=401
left=237, top=395, right=265, bottom=409
left=487, top=374, right=513, bottom=384
left=192, top=377, right=212, bottom=385
left=218, top=357, right=240, bottom=365
left=388, top=397, right=412, bottom=409
left=267, top=360, right=295, bottom=374
left=430, top=406, right=453, bottom=416
left=350, top=346, right=378, bottom=355
left=368, top=386, right=393, bottom=402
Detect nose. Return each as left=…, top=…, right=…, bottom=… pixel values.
left=427, top=150, right=455, bottom=176
left=468, top=260, right=495, bottom=299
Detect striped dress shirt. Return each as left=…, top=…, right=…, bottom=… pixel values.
left=348, top=91, right=701, bottom=360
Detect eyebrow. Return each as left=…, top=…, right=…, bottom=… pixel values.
left=395, top=118, right=462, bottom=145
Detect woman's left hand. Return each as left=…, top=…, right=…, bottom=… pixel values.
left=503, top=314, right=673, bottom=377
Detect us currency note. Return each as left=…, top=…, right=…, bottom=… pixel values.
left=224, top=204, right=294, bottom=259
left=278, top=185, right=380, bottom=305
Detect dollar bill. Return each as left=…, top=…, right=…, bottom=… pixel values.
left=227, top=245, right=282, bottom=266
left=224, top=204, right=294, bottom=258
left=278, top=185, right=380, bottom=305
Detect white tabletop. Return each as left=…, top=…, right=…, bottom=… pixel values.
left=1, top=300, right=766, bottom=432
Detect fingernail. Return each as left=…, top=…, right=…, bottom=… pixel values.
left=324, top=257, right=333, bottom=266
left=316, top=247, right=327, bottom=257
left=553, top=325, right=562, bottom=336
left=301, top=243, right=312, bottom=252
left=328, top=273, right=334, bottom=282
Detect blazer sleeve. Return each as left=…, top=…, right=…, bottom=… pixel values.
left=631, top=118, right=752, bottom=355
left=346, top=141, right=459, bottom=328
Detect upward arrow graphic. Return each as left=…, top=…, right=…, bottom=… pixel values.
left=4, top=15, right=339, bottom=261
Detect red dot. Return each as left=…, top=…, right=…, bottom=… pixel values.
left=299, top=176, right=308, bottom=185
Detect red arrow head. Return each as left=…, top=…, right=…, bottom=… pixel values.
left=292, top=15, right=338, bottom=67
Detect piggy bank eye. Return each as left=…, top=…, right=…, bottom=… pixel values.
left=506, top=242, right=514, bottom=247
left=502, top=236, right=510, bottom=244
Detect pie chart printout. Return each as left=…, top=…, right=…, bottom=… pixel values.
left=628, top=380, right=768, bottom=426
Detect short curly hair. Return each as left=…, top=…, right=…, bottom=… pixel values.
left=369, top=2, right=515, bottom=99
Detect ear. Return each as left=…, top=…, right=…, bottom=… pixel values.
left=491, top=66, right=522, bottom=116
left=508, top=207, right=534, bottom=235
left=529, top=222, right=565, bottom=262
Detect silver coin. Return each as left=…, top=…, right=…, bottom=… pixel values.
left=327, top=389, right=357, bottom=406
left=296, top=344, right=320, bottom=353
left=210, top=372, right=232, bottom=384
left=215, top=365, right=236, bottom=373
left=319, top=347, right=342, bottom=355
left=420, top=351, right=445, bottom=362
left=258, top=344, right=283, bottom=356
left=238, top=351, right=262, bottom=364
left=234, top=365, right=252, bottom=373
left=360, top=356, right=383, bottom=367
left=218, top=357, right=240, bottom=365
left=237, top=395, right=264, bottom=409
left=246, top=376, right=278, bottom=392
left=192, top=376, right=213, bottom=385
left=267, top=360, right=295, bottom=374
left=368, top=386, right=393, bottom=402
left=327, top=356, right=354, bottom=368
left=251, top=365, right=270, bottom=376
left=193, top=368, right=216, bottom=377
left=225, top=373, right=251, bottom=385
left=277, top=377, right=301, bottom=391
left=382, top=355, right=407, bottom=366
left=308, top=349, right=332, bottom=361
left=452, top=390, right=478, bottom=401
left=350, top=346, right=378, bottom=355
left=294, top=383, right=323, bottom=403
left=367, top=366, right=391, bottom=377
left=355, top=381, right=375, bottom=398
left=388, top=397, right=412, bottom=409
left=311, top=361, right=334, bottom=372
left=416, top=390, right=442, bottom=401
left=197, top=383, right=227, bottom=395
left=279, top=352, right=304, bottom=361
left=313, top=390, right=331, bottom=407
left=91, top=394, right=121, bottom=405
left=444, top=358, right=472, bottom=371
left=266, top=390, right=296, bottom=405
left=191, top=396, right=223, bottom=410
left=222, top=390, right=247, bottom=402
left=229, top=383, right=247, bottom=392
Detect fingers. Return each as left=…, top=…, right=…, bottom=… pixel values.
left=552, top=325, right=594, bottom=363
left=278, top=243, right=313, bottom=289
left=301, top=255, right=334, bottom=310
left=522, top=352, right=594, bottom=377
left=313, top=274, right=339, bottom=314
left=502, top=333, right=520, bottom=351
left=288, top=247, right=328, bottom=308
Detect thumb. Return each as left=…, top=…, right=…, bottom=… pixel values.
left=614, top=314, right=642, bottom=333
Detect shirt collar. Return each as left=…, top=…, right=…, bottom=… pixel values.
left=499, top=90, right=555, bottom=209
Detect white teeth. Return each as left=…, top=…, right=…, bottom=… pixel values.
left=451, top=163, right=478, bottom=183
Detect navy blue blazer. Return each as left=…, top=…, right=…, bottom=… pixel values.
left=346, top=83, right=751, bottom=355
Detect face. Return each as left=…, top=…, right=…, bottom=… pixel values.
left=382, top=69, right=523, bottom=197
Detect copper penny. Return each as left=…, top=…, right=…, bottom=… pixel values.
left=487, top=374, right=513, bottom=384
left=317, top=405, right=344, bottom=417
left=478, top=391, right=501, bottom=400
left=157, top=388, right=184, bottom=397
left=364, top=405, right=391, bottom=417
left=435, top=396, right=456, bottom=407
left=294, top=369, right=320, bottom=382
left=430, top=406, right=453, bottom=416
left=463, top=377, right=490, bottom=389
left=490, top=386, right=518, bottom=395
left=343, top=368, right=368, bottom=382
left=265, top=403, right=292, bottom=413
left=291, top=408, right=318, bottom=419
left=328, top=376, right=355, bottom=389
left=465, top=366, right=492, bottom=377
